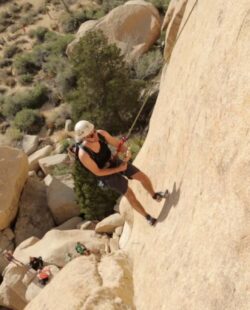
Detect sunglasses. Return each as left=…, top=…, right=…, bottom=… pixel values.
left=85, top=129, right=96, bottom=139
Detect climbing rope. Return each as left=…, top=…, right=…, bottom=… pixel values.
left=114, top=84, right=156, bottom=156
left=174, top=0, right=199, bottom=46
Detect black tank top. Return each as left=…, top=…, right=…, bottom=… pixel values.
left=82, top=133, right=112, bottom=169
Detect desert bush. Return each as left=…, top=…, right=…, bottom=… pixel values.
left=14, top=109, right=44, bottom=133
left=9, top=3, right=22, bottom=14
left=8, top=24, right=20, bottom=33
left=148, top=0, right=170, bottom=14
left=28, top=26, right=49, bottom=43
left=1, top=84, right=48, bottom=117
left=36, top=31, right=73, bottom=55
left=5, top=126, right=23, bottom=143
left=14, top=52, right=41, bottom=75
left=100, top=0, right=127, bottom=14
left=0, top=25, right=6, bottom=33
left=22, top=2, right=33, bottom=12
left=133, top=49, right=163, bottom=80
left=59, top=11, right=89, bottom=33
left=55, top=65, right=76, bottom=95
left=3, top=44, right=22, bottom=58
left=6, top=77, right=16, bottom=87
left=45, top=103, right=71, bottom=129
left=52, top=163, right=71, bottom=176
left=0, top=11, right=13, bottom=28
left=19, top=11, right=37, bottom=27
left=18, top=73, right=33, bottom=85
left=0, top=59, right=12, bottom=68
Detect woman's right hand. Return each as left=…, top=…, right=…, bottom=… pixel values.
left=117, top=161, right=127, bottom=172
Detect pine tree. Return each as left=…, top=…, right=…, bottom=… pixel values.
left=69, top=30, right=144, bottom=134
left=72, top=160, right=119, bottom=220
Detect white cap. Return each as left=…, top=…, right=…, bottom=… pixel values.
left=74, top=120, right=94, bottom=142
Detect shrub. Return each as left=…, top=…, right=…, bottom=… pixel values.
left=18, top=73, right=33, bottom=85
left=69, top=30, right=144, bottom=134
left=100, top=0, right=127, bottom=14
left=133, top=49, right=163, bottom=80
left=19, top=11, right=37, bottom=27
left=0, top=25, right=6, bottom=33
left=45, top=103, right=71, bottom=129
left=55, top=65, right=76, bottom=95
left=2, top=84, right=48, bottom=117
left=22, top=2, right=33, bottom=12
left=8, top=24, right=20, bottom=34
left=148, top=0, right=170, bottom=15
left=3, top=44, right=22, bottom=58
left=59, top=11, right=89, bottom=33
left=0, top=59, right=12, bottom=68
left=52, top=163, right=71, bottom=176
left=14, top=109, right=44, bottom=133
left=9, top=3, right=22, bottom=14
left=72, top=160, right=119, bottom=220
left=5, top=77, right=16, bottom=87
left=14, top=52, right=41, bottom=75
left=28, top=26, right=49, bottom=43
left=5, top=126, right=23, bottom=143
left=59, top=139, right=71, bottom=153
left=35, top=32, right=74, bottom=56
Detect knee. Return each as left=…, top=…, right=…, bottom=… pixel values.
left=125, top=187, right=136, bottom=201
left=132, top=171, right=145, bottom=182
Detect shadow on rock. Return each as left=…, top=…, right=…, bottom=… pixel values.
left=157, top=182, right=181, bottom=223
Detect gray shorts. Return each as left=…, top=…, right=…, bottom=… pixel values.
left=98, top=158, right=140, bottom=195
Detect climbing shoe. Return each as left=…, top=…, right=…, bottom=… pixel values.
left=153, top=190, right=169, bottom=202
left=146, top=214, right=157, bottom=226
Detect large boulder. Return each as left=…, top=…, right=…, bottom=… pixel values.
left=38, top=154, right=68, bottom=175
left=28, top=145, right=53, bottom=171
left=53, top=216, right=83, bottom=231
left=14, top=178, right=55, bottom=246
left=14, top=229, right=107, bottom=268
left=95, top=213, right=124, bottom=234
left=0, top=262, right=60, bottom=310
left=0, top=147, right=28, bottom=230
left=0, top=229, right=108, bottom=309
left=0, top=264, right=27, bottom=310
left=44, top=175, right=80, bottom=225
left=25, top=252, right=134, bottom=310
left=67, top=0, right=161, bottom=60
left=22, top=135, right=39, bottom=156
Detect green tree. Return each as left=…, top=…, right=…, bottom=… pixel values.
left=72, top=160, right=119, bottom=220
left=14, top=109, right=44, bottom=133
left=69, top=30, right=144, bottom=134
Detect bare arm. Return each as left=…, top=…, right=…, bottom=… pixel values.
left=79, top=149, right=127, bottom=177
left=97, top=129, right=128, bottom=153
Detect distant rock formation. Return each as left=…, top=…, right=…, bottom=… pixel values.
left=67, top=0, right=161, bottom=60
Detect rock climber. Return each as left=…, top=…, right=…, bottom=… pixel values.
left=29, top=256, right=44, bottom=271
left=70, top=120, right=168, bottom=226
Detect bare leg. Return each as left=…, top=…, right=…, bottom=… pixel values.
left=131, top=171, right=155, bottom=197
left=125, top=187, right=147, bottom=217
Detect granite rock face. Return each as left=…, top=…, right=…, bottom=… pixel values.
left=119, top=0, right=250, bottom=309
left=0, top=147, right=28, bottom=230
